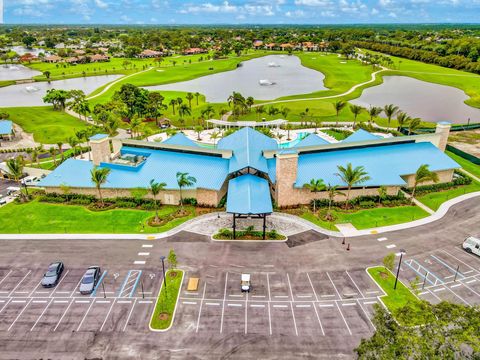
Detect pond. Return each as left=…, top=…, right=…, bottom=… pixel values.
left=0, top=75, right=122, bottom=107
left=351, top=76, right=480, bottom=124
left=144, top=55, right=326, bottom=103
left=0, top=64, right=42, bottom=81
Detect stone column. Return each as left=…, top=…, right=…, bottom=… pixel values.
left=435, top=121, right=451, bottom=152
left=89, top=134, right=111, bottom=166
left=275, top=150, right=299, bottom=207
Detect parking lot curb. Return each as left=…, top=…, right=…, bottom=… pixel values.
left=210, top=235, right=288, bottom=243
left=148, top=270, right=184, bottom=332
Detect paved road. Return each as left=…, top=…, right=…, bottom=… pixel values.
left=0, top=197, right=478, bottom=359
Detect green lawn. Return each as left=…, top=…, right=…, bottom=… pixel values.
left=446, top=151, right=480, bottom=179
left=0, top=200, right=195, bottom=234
left=322, top=129, right=350, bottom=140
left=150, top=269, right=184, bottom=330
left=301, top=205, right=429, bottom=231
left=368, top=266, right=428, bottom=326
left=4, top=106, right=91, bottom=144
left=417, top=181, right=480, bottom=211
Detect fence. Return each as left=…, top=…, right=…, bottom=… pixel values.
left=446, top=144, right=480, bottom=165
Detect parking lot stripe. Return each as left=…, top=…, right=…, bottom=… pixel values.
left=433, top=287, right=446, bottom=292
left=444, top=285, right=470, bottom=305
left=138, top=300, right=152, bottom=304
left=11, top=300, right=26, bottom=303
left=334, top=302, right=352, bottom=335
left=138, top=252, right=150, bottom=256
left=32, top=300, right=48, bottom=303
left=142, top=244, right=153, bottom=248
left=8, top=298, right=32, bottom=331
left=76, top=299, right=96, bottom=331
left=431, top=255, right=465, bottom=279
left=326, top=272, right=342, bottom=299
left=287, top=273, right=294, bottom=300
left=245, top=292, right=248, bottom=334
left=56, top=291, right=70, bottom=294
left=377, top=237, right=388, bottom=242
left=297, top=295, right=312, bottom=298
left=195, top=283, right=206, bottom=333
left=251, top=295, right=265, bottom=298
left=273, top=304, right=287, bottom=308
left=295, top=304, right=311, bottom=308
left=346, top=270, right=365, bottom=298
left=386, top=244, right=396, bottom=249
left=228, top=303, right=242, bottom=307
left=341, top=303, right=356, bottom=306
left=311, top=301, right=325, bottom=336
left=306, top=272, right=319, bottom=302
left=96, top=300, right=110, bottom=304
left=53, top=299, right=74, bottom=331
left=426, top=288, right=442, bottom=301
left=122, top=298, right=137, bottom=332
left=465, top=279, right=477, bottom=284
left=220, top=272, right=228, bottom=334
left=49, top=270, right=70, bottom=297
left=100, top=299, right=116, bottom=331
left=134, top=261, right=146, bottom=265
left=459, top=281, right=480, bottom=297
left=0, top=270, right=13, bottom=286
left=0, top=298, right=12, bottom=314
left=267, top=302, right=272, bottom=335
left=8, top=270, right=31, bottom=297
left=251, top=304, right=265, bottom=308
left=441, top=250, right=478, bottom=273
left=70, top=277, right=84, bottom=298
left=54, top=300, right=69, bottom=304
left=35, top=291, right=49, bottom=294
left=182, top=301, right=197, bottom=305
left=450, top=284, right=461, bottom=288
left=321, top=294, right=335, bottom=298
left=117, top=300, right=132, bottom=304
left=363, top=301, right=377, bottom=305
left=206, top=302, right=220, bottom=306
left=365, top=290, right=380, bottom=294
left=31, top=298, right=54, bottom=331
left=75, top=300, right=90, bottom=303
left=229, top=294, right=243, bottom=297
left=274, top=295, right=289, bottom=298
left=266, top=273, right=271, bottom=302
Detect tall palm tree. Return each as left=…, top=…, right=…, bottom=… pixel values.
left=367, top=106, right=382, bottom=126
left=326, top=184, right=345, bottom=217
left=31, top=148, right=40, bottom=167
left=246, top=96, right=255, bottom=110
left=303, top=178, right=326, bottom=212
left=194, top=125, right=204, bottom=140
left=194, top=92, right=200, bottom=106
left=411, top=164, right=439, bottom=199
left=169, top=99, right=177, bottom=115
left=68, top=136, right=79, bottom=157
left=335, top=163, right=371, bottom=208
left=280, top=107, right=290, bottom=119
left=201, top=105, right=215, bottom=120
left=396, top=112, right=410, bottom=131
left=255, top=105, right=265, bottom=120
left=210, top=131, right=220, bottom=148
left=178, top=104, right=191, bottom=124
left=176, top=172, right=197, bottom=210
left=349, top=105, right=363, bottom=129
left=149, top=179, right=167, bottom=222
left=186, top=92, right=194, bottom=109
left=49, top=147, right=57, bottom=167
left=6, top=157, right=25, bottom=199
left=57, top=142, right=64, bottom=162
left=408, top=117, right=421, bottom=135
left=285, top=123, right=294, bottom=140
left=383, top=104, right=399, bottom=127
left=90, top=167, right=111, bottom=207
left=334, top=100, right=347, bottom=126
left=128, top=117, right=143, bottom=138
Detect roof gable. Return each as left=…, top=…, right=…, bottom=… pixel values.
left=163, top=133, right=198, bottom=147
left=342, top=129, right=380, bottom=143
left=295, top=133, right=329, bottom=148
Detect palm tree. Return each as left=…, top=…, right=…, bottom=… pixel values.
left=411, top=164, right=439, bottom=199
left=176, top=172, right=197, bottom=210
left=367, top=106, right=382, bottom=126
left=383, top=104, right=399, bottom=127
left=246, top=96, right=255, bottom=110
left=349, top=105, right=363, bottom=129
left=149, top=179, right=167, bottom=222
left=178, top=104, right=191, bottom=124
left=169, top=99, right=177, bottom=115
left=255, top=105, right=265, bottom=120
left=280, top=107, right=290, bottom=119
left=31, top=148, right=40, bottom=167
left=68, top=136, right=79, bottom=157
left=128, top=117, right=143, bottom=138
left=186, top=92, right=194, bottom=109
left=408, top=117, right=421, bottom=135
left=90, top=167, right=111, bottom=207
left=285, top=123, right=294, bottom=141
left=201, top=105, right=215, bottom=120
left=396, top=112, right=410, bottom=131
left=326, top=184, right=345, bottom=217
left=57, top=142, right=64, bottom=162
left=210, top=131, right=220, bottom=147
left=335, top=163, right=371, bottom=208
left=303, top=178, right=326, bottom=212
left=334, top=100, right=347, bottom=126
left=194, top=92, right=201, bottom=106
left=6, top=156, right=24, bottom=183
left=194, top=125, right=204, bottom=140
left=49, top=147, right=57, bottom=167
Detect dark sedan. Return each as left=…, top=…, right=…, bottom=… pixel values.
left=41, top=262, right=64, bottom=288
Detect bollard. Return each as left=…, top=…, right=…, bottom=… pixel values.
left=342, top=238, right=345, bottom=245
left=422, top=272, right=428, bottom=290
left=454, top=265, right=460, bottom=282
left=346, top=243, right=350, bottom=251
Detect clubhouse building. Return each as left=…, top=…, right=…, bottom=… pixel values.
left=39, top=122, right=458, bottom=215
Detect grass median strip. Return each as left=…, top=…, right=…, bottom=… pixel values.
left=367, top=266, right=430, bottom=326
left=150, top=269, right=184, bottom=331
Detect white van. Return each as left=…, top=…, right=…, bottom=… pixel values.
left=241, top=274, right=251, bottom=292
left=463, top=236, right=480, bottom=257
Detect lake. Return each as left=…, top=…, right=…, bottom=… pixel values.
left=0, top=64, right=42, bottom=81
left=0, top=75, right=122, bottom=107
left=144, top=55, right=326, bottom=102
left=351, top=76, right=480, bottom=124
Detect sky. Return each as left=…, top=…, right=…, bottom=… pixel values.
left=3, top=0, right=480, bottom=25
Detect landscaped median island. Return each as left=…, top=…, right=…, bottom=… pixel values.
left=150, top=269, right=184, bottom=331
left=213, top=226, right=286, bottom=241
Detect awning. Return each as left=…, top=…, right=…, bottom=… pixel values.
left=226, top=174, right=273, bottom=215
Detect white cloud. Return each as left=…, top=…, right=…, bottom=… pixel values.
left=285, top=9, right=306, bottom=17
left=294, top=0, right=332, bottom=6
left=388, top=11, right=397, bottom=17
left=94, top=0, right=109, bottom=9
left=371, top=7, right=379, bottom=14
left=180, top=1, right=277, bottom=17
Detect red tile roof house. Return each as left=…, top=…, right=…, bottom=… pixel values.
left=138, top=49, right=163, bottom=58
left=302, top=42, right=319, bottom=52
left=19, top=54, right=38, bottom=63
left=183, top=48, right=207, bottom=55
left=265, top=43, right=276, bottom=50
left=89, top=54, right=110, bottom=62
left=280, top=43, right=294, bottom=51
left=253, top=40, right=263, bottom=49
left=44, top=55, right=63, bottom=63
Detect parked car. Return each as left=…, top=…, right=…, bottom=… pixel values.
left=0, top=197, right=7, bottom=205
left=241, top=273, right=251, bottom=292
left=463, top=236, right=480, bottom=257
left=41, top=262, right=64, bottom=288
left=6, top=186, right=20, bottom=196
left=21, top=176, right=38, bottom=185
left=79, top=266, right=101, bottom=295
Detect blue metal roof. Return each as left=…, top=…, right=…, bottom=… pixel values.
left=226, top=174, right=273, bottom=214
left=296, top=142, right=460, bottom=188
left=295, top=133, right=329, bottom=148
left=0, top=120, right=13, bottom=135
left=217, top=127, right=278, bottom=173
left=267, top=158, right=277, bottom=184
left=89, top=133, right=108, bottom=141
left=342, top=129, right=380, bottom=143
left=163, top=133, right=199, bottom=147
left=38, top=145, right=230, bottom=190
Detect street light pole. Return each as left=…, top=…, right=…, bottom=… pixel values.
left=394, top=249, right=406, bottom=290
left=160, top=255, right=167, bottom=297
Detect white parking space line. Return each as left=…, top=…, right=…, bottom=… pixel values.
left=31, top=298, right=54, bottom=331
left=0, top=270, right=13, bottom=286
left=142, top=244, right=153, bottom=248
left=363, top=301, right=377, bottom=305
left=334, top=301, right=352, bottom=335
left=251, top=295, right=265, bottom=298
left=444, top=285, right=470, bottom=305
left=306, top=272, right=319, bottom=302
left=206, top=302, right=220, bottom=306
left=341, top=303, right=356, bottom=306
left=318, top=304, right=334, bottom=307
left=220, top=272, right=228, bottom=334
left=273, top=304, right=287, bottom=308
left=326, top=272, right=342, bottom=299
left=76, top=300, right=95, bottom=331
left=250, top=304, right=265, bottom=308
left=441, top=249, right=478, bottom=273
left=8, top=298, right=32, bottom=331
left=8, top=270, right=31, bottom=297
left=343, top=293, right=358, bottom=297
left=267, top=302, right=272, bottom=335
left=377, top=237, right=388, bottom=242
left=450, top=284, right=462, bottom=288
left=357, top=299, right=376, bottom=331
left=70, top=278, right=83, bottom=298
left=321, top=294, right=335, bottom=298
left=245, top=292, right=248, bottom=334
left=346, top=271, right=365, bottom=298
left=138, top=253, right=150, bottom=256
left=11, top=300, right=27, bottom=303
left=0, top=298, right=12, bottom=314
left=32, top=300, right=48, bottom=304
left=286, top=273, right=299, bottom=336
left=465, top=279, right=477, bottom=284
left=100, top=300, right=116, bottom=331
left=195, top=283, right=206, bottom=333
left=433, top=288, right=446, bottom=292
left=464, top=270, right=474, bottom=274
left=75, top=300, right=90, bottom=303
left=312, top=301, right=325, bottom=336
left=426, top=288, right=442, bottom=301
left=53, top=299, right=74, bottom=331
left=117, top=300, right=132, bottom=304
left=96, top=300, right=110, bottom=304
left=365, top=291, right=380, bottom=295
left=134, top=261, right=146, bottom=265
left=47, top=270, right=70, bottom=297
left=227, top=303, right=242, bottom=307
left=183, top=301, right=197, bottom=305
left=266, top=273, right=271, bottom=302
left=274, top=295, right=289, bottom=298
left=229, top=294, right=243, bottom=297
left=122, top=298, right=137, bottom=332
left=297, top=295, right=312, bottom=298
left=458, top=281, right=480, bottom=297
left=138, top=300, right=152, bottom=304
left=53, top=300, right=69, bottom=304
left=386, top=244, right=397, bottom=249
left=28, top=278, right=46, bottom=298
left=295, top=304, right=311, bottom=308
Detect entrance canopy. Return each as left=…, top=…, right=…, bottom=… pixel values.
left=226, top=174, right=273, bottom=215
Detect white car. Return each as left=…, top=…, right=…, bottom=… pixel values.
left=241, top=273, right=251, bottom=292
left=463, top=236, right=480, bottom=257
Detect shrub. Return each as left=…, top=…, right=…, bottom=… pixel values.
left=403, top=171, right=473, bottom=196
left=359, top=200, right=376, bottom=208
left=182, top=197, right=198, bottom=206
left=217, top=228, right=233, bottom=239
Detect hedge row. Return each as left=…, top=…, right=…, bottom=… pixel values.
left=403, top=171, right=472, bottom=196
left=311, top=192, right=410, bottom=209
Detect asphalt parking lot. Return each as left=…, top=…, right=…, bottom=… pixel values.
left=0, top=178, right=17, bottom=198
left=174, top=268, right=382, bottom=338
left=398, top=245, right=480, bottom=306
left=0, top=266, right=161, bottom=334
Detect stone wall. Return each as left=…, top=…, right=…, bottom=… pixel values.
left=274, top=153, right=299, bottom=207
left=90, top=137, right=111, bottom=166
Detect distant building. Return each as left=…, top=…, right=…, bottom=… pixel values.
left=44, top=55, right=63, bottom=63
left=89, top=54, right=110, bottom=62
left=138, top=49, right=163, bottom=58
left=183, top=48, right=207, bottom=55
left=253, top=40, right=264, bottom=49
